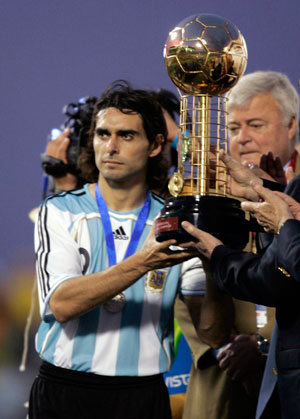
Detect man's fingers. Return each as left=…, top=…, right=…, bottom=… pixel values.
left=52, top=127, right=71, bottom=143
left=181, top=221, right=213, bottom=242
left=46, top=128, right=71, bottom=162
left=181, top=221, right=203, bottom=239
left=241, top=199, right=270, bottom=218
left=155, top=237, right=177, bottom=249
left=274, top=156, right=284, bottom=171
left=249, top=181, right=276, bottom=202
left=61, top=127, right=71, bottom=138
left=219, top=150, right=238, bottom=170
left=59, top=138, right=71, bottom=161
left=57, top=129, right=71, bottom=152
left=272, top=191, right=296, bottom=204
left=181, top=221, right=223, bottom=260
left=178, top=240, right=197, bottom=249
left=241, top=201, right=259, bottom=213
left=259, top=154, right=267, bottom=172
left=220, top=152, right=262, bottom=192
left=265, top=153, right=284, bottom=178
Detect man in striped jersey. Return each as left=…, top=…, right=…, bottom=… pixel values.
left=29, top=82, right=231, bottom=419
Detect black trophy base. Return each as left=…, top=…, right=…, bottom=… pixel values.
left=155, top=195, right=251, bottom=249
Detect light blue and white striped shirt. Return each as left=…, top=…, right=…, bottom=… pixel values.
left=35, top=184, right=205, bottom=376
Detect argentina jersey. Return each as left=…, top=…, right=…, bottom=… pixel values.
left=35, top=183, right=204, bottom=376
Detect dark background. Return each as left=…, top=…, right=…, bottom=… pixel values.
left=0, top=0, right=299, bottom=416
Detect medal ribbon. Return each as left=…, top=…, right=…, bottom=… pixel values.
left=95, top=184, right=150, bottom=266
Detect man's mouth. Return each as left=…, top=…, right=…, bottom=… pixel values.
left=239, top=150, right=258, bottom=156
left=239, top=151, right=261, bottom=164
left=239, top=151, right=260, bottom=159
left=103, top=159, right=123, bottom=165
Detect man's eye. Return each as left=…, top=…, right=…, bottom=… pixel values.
left=97, top=132, right=109, bottom=140
left=250, top=124, right=264, bottom=129
left=122, top=133, right=134, bottom=140
left=228, top=127, right=239, bottom=134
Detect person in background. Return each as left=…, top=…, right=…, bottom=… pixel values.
left=41, top=95, right=97, bottom=195
left=148, top=88, right=181, bottom=176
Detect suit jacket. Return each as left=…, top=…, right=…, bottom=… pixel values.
left=211, top=207, right=300, bottom=419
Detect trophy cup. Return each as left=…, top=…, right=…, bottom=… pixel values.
left=155, top=14, right=250, bottom=248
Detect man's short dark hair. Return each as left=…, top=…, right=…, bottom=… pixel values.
left=78, top=81, right=169, bottom=194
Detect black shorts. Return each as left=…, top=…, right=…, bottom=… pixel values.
left=28, top=361, right=172, bottom=419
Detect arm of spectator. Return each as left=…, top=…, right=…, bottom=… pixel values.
left=217, top=334, right=265, bottom=399
left=180, top=224, right=234, bottom=348
left=183, top=264, right=234, bottom=349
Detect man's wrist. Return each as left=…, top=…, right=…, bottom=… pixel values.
left=276, top=216, right=293, bottom=235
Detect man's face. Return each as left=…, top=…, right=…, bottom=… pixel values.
left=93, top=107, right=161, bottom=185
left=228, top=93, right=295, bottom=166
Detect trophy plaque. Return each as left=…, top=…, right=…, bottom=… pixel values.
left=155, top=14, right=250, bottom=248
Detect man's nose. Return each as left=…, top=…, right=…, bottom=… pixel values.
left=236, top=125, right=251, bottom=145
left=107, top=135, right=119, bottom=153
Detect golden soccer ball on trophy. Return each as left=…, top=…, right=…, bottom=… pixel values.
left=164, top=13, right=247, bottom=96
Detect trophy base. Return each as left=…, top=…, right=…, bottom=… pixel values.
left=155, top=195, right=250, bottom=249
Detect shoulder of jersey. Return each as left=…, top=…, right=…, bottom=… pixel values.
left=43, top=186, right=86, bottom=203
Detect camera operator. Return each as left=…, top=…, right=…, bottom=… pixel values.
left=41, top=96, right=97, bottom=196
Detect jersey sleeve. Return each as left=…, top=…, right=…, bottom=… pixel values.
left=180, top=257, right=206, bottom=296
left=35, top=200, right=83, bottom=318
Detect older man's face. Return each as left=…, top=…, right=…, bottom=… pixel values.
left=228, top=93, right=296, bottom=166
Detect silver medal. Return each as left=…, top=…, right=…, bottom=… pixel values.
left=103, top=292, right=126, bottom=313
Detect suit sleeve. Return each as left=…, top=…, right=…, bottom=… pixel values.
left=261, top=173, right=300, bottom=198
left=210, top=176, right=300, bottom=306
left=284, top=173, right=300, bottom=199
left=210, top=236, right=299, bottom=307
left=276, top=219, right=300, bottom=281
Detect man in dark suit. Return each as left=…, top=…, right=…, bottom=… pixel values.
left=177, top=70, right=300, bottom=419
left=180, top=153, right=300, bottom=418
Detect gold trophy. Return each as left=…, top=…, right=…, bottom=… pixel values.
left=155, top=14, right=250, bottom=247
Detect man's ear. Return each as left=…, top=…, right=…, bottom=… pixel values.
left=287, top=115, right=297, bottom=141
left=148, top=134, right=164, bottom=157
